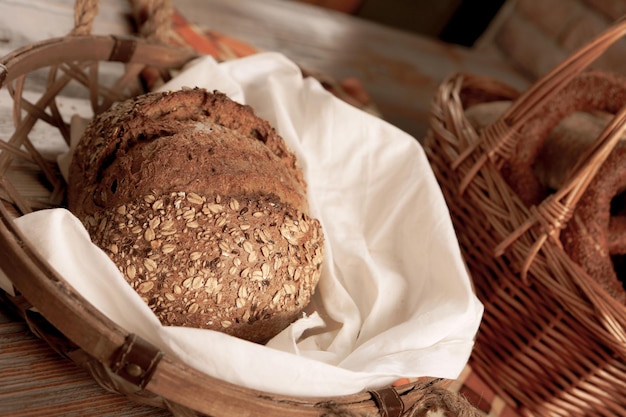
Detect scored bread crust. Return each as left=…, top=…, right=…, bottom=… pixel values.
left=68, top=88, right=307, bottom=219
left=67, top=88, right=324, bottom=343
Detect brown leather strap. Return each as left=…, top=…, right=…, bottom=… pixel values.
left=108, top=36, right=138, bottom=63
left=111, top=333, right=163, bottom=388
left=369, top=387, right=404, bottom=417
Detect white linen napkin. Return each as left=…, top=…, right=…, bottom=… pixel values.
left=0, top=52, right=483, bottom=397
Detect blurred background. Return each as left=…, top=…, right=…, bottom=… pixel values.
left=288, top=0, right=505, bottom=47
left=287, top=0, right=626, bottom=81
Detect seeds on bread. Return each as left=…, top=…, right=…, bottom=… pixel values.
left=68, top=88, right=324, bottom=343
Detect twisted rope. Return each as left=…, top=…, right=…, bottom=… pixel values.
left=129, top=0, right=173, bottom=44
left=71, top=0, right=173, bottom=42
left=71, top=0, right=99, bottom=36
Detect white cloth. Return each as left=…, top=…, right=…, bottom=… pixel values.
left=0, top=52, right=483, bottom=397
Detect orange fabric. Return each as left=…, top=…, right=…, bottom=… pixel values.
left=167, top=9, right=378, bottom=115
left=171, top=10, right=222, bottom=56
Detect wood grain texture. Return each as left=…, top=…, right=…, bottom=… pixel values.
left=172, top=0, right=530, bottom=141
left=0, top=320, right=170, bottom=417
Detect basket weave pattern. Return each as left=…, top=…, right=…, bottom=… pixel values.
left=424, top=19, right=626, bottom=417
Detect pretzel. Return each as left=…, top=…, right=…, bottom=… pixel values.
left=504, top=70, right=626, bottom=206
left=506, top=70, right=626, bottom=304
left=557, top=143, right=626, bottom=304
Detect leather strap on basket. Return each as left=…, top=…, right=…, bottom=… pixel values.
left=108, top=36, right=138, bottom=63
left=111, top=333, right=163, bottom=389
left=369, top=387, right=404, bottom=417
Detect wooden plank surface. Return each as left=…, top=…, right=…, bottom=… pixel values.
left=172, top=0, right=531, bottom=140
left=0, top=310, right=170, bottom=416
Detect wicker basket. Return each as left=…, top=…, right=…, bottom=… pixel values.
left=424, top=17, right=626, bottom=417
left=0, top=1, right=482, bottom=416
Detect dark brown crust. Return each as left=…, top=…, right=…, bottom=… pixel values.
left=68, top=88, right=306, bottom=217
left=67, top=88, right=325, bottom=343
left=71, top=120, right=308, bottom=220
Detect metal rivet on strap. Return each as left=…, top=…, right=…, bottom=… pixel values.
left=125, top=363, right=143, bottom=378
left=111, top=333, right=163, bottom=388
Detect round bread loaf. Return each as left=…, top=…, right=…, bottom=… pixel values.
left=67, top=88, right=324, bottom=344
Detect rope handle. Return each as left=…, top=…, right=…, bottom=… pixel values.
left=454, top=17, right=626, bottom=279
left=71, top=0, right=173, bottom=43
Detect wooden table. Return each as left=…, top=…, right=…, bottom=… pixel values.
left=0, top=0, right=529, bottom=415
left=0, top=308, right=172, bottom=417
left=173, top=0, right=530, bottom=141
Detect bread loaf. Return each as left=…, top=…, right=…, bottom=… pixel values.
left=67, top=88, right=325, bottom=343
